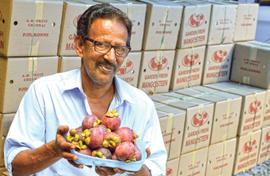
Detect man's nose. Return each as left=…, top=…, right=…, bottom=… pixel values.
left=104, top=47, right=117, bottom=64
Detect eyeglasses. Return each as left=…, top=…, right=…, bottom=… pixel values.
left=84, top=37, right=131, bottom=58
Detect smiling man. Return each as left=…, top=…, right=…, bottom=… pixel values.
left=4, top=3, right=166, bottom=176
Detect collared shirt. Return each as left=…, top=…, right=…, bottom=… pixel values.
left=4, top=69, right=167, bottom=176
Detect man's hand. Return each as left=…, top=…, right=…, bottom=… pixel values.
left=95, top=147, right=152, bottom=176
left=54, top=125, right=83, bottom=168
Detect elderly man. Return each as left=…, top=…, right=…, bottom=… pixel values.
left=4, top=3, right=166, bottom=176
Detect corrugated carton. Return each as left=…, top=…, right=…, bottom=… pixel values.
left=117, top=51, right=142, bottom=87
left=206, top=138, right=237, bottom=176
left=174, top=1, right=211, bottom=49
left=140, top=0, right=183, bottom=50
left=170, top=46, right=205, bottom=90
left=263, top=90, right=270, bottom=127
left=156, top=105, right=185, bottom=160
left=151, top=93, right=214, bottom=154
left=206, top=82, right=265, bottom=136
left=231, top=41, right=270, bottom=89
left=207, top=2, right=237, bottom=45
left=233, top=130, right=261, bottom=174
left=0, top=0, right=63, bottom=56
left=202, top=43, right=234, bottom=85
left=178, top=147, right=208, bottom=176
left=138, top=50, right=175, bottom=94
left=176, top=86, right=241, bottom=144
left=0, top=56, right=58, bottom=113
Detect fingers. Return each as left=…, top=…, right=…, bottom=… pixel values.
left=57, top=125, right=69, bottom=135
left=146, top=147, right=151, bottom=157
left=68, top=159, right=84, bottom=169
left=96, top=166, right=115, bottom=176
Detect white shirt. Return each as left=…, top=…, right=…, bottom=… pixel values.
left=4, top=69, right=167, bottom=176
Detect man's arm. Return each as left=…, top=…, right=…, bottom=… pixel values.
left=11, top=126, right=77, bottom=176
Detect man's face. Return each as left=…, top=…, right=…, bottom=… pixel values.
left=80, top=18, right=128, bottom=86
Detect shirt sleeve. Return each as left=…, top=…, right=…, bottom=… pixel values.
left=4, top=82, right=46, bottom=175
left=142, top=101, right=167, bottom=176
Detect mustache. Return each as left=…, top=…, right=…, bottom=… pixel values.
left=96, top=60, right=117, bottom=71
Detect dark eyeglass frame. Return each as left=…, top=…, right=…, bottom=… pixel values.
left=84, top=37, right=131, bottom=58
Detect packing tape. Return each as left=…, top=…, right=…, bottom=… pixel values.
left=192, top=150, right=197, bottom=167
left=166, top=113, right=174, bottom=134
left=28, top=57, right=38, bottom=73
left=222, top=99, right=232, bottom=141
left=159, top=8, right=169, bottom=49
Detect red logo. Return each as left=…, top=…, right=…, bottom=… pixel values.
left=166, top=168, right=173, bottom=176
left=243, top=140, right=256, bottom=153
left=118, top=59, right=134, bottom=75
left=212, top=50, right=228, bottom=63
left=248, top=100, right=261, bottom=114
left=148, top=56, right=168, bottom=71
left=182, top=53, right=199, bottom=67
left=265, top=132, right=270, bottom=142
left=189, top=13, right=204, bottom=27
left=191, top=112, right=208, bottom=127
left=73, top=14, right=82, bottom=28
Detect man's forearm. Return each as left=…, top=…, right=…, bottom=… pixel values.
left=12, top=140, right=61, bottom=176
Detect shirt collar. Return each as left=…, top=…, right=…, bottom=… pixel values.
left=62, top=69, right=134, bottom=104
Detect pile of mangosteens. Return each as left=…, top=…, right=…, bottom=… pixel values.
left=66, top=109, right=141, bottom=163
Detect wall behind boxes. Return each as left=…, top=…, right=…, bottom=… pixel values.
left=0, top=0, right=266, bottom=175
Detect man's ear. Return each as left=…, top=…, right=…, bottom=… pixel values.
left=74, top=36, right=84, bottom=58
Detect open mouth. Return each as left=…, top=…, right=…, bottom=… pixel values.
left=99, top=64, right=115, bottom=74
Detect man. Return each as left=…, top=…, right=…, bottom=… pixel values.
left=4, top=3, right=166, bottom=176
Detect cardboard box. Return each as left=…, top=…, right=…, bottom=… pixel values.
left=0, top=56, right=58, bottom=113
left=0, top=113, right=15, bottom=137
left=170, top=46, right=205, bottom=90
left=178, top=147, right=208, bottom=176
left=175, top=1, right=211, bottom=49
left=257, top=126, right=270, bottom=164
left=207, top=2, right=237, bottom=45
left=156, top=105, right=186, bottom=160
left=58, top=56, right=81, bottom=73
left=151, top=93, right=214, bottom=154
left=0, top=0, right=63, bottom=56
left=166, top=157, right=180, bottom=176
left=58, top=0, right=93, bottom=56
left=138, top=50, right=175, bottom=94
left=97, top=0, right=147, bottom=51
left=206, top=138, right=237, bottom=176
left=230, top=41, right=270, bottom=89
left=233, top=130, right=261, bottom=174
left=176, top=86, right=242, bottom=144
left=233, top=2, right=259, bottom=41
left=117, top=51, right=142, bottom=87
left=206, top=82, right=265, bottom=136
left=202, top=43, right=234, bottom=85
left=140, top=0, right=183, bottom=50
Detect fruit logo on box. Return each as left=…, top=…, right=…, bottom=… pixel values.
left=243, top=140, right=256, bottom=153
left=265, top=132, right=270, bottom=142
left=189, top=13, right=204, bottom=27
left=73, top=14, right=82, bottom=28
left=148, top=56, right=168, bottom=71
left=212, top=50, right=228, bottom=63
left=192, top=111, right=208, bottom=127
left=182, top=53, right=199, bottom=67
left=166, top=168, right=173, bottom=176
left=248, top=100, right=261, bottom=114
left=118, top=59, right=134, bottom=75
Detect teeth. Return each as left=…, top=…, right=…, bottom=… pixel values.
left=100, top=65, right=113, bottom=72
